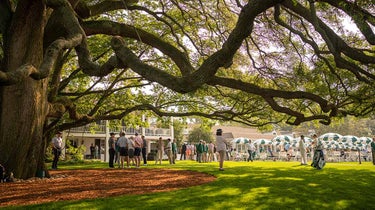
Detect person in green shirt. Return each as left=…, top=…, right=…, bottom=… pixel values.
left=371, top=137, right=375, bottom=165
left=196, top=140, right=204, bottom=163
left=202, top=141, right=208, bottom=163
left=172, top=139, right=177, bottom=164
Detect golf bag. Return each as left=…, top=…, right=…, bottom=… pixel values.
left=311, top=150, right=325, bottom=169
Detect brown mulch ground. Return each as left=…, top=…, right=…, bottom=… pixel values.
left=0, top=168, right=216, bottom=207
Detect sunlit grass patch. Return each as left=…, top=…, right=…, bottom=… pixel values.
left=11, top=160, right=375, bottom=210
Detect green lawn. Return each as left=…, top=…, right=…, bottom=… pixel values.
left=4, top=160, right=375, bottom=210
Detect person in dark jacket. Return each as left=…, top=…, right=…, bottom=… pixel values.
left=180, top=143, right=187, bottom=160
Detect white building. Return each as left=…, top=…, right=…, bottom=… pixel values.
left=63, top=120, right=173, bottom=162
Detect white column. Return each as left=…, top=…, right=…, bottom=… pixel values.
left=141, top=114, right=146, bottom=136
left=104, top=120, right=109, bottom=162
left=170, top=116, right=174, bottom=140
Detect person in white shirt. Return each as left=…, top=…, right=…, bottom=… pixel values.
left=299, top=135, right=307, bottom=165
left=246, top=140, right=255, bottom=162
left=51, top=131, right=63, bottom=169
left=215, top=129, right=227, bottom=171
left=116, top=132, right=128, bottom=168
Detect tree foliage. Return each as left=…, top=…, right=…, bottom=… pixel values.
left=292, top=116, right=375, bottom=137
left=187, top=126, right=214, bottom=143
left=1, top=0, right=373, bottom=130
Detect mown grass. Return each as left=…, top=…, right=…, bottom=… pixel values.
left=3, top=160, right=375, bottom=210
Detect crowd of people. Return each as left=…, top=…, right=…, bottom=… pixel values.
left=2, top=129, right=373, bottom=184
left=109, top=132, right=148, bottom=168
left=108, top=130, right=375, bottom=171
left=46, top=129, right=375, bottom=173
left=104, top=129, right=229, bottom=170
left=178, top=140, right=216, bottom=163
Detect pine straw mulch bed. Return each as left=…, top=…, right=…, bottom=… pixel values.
left=0, top=168, right=216, bottom=207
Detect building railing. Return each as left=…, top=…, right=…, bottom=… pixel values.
left=67, top=124, right=171, bottom=136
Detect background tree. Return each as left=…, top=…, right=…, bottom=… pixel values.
left=0, top=0, right=373, bottom=178
left=187, top=127, right=214, bottom=144
left=292, top=116, right=375, bottom=137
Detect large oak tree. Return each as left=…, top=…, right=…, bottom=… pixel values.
left=0, top=0, right=373, bottom=178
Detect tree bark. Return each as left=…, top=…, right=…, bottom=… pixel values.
left=0, top=0, right=48, bottom=179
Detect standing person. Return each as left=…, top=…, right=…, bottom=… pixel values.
left=172, top=139, right=177, bottom=164
left=127, top=136, right=136, bottom=167
left=186, top=144, right=192, bottom=160
left=114, top=138, right=120, bottom=167
left=216, top=129, right=227, bottom=171
left=246, top=140, right=255, bottom=162
left=180, top=143, right=187, bottom=160
left=190, top=144, right=196, bottom=160
left=202, top=141, right=208, bottom=162
left=207, top=142, right=215, bottom=162
left=299, top=135, right=307, bottom=165
left=371, top=137, right=375, bottom=165
left=165, top=138, right=173, bottom=164
left=51, top=131, right=63, bottom=170
left=108, top=132, right=116, bottom=168
left=133, top=133, right=143, bottom=168
left=155, top=137, right=164, bottom=165
left=94, top=145, right=99, bottom=159
left=116, top=132, right=128, bottom=168
left=141, top=135, right=148, bottom=165
left=90, top=143, right=95, bottom=159
left=196, top=140, right=204, bottom=163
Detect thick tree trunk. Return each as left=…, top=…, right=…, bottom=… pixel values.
left=0, top=83, right=48, bottom=179
left=0, top=1, right=48, bottom=179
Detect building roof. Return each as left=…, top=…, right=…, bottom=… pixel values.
left=212, top=125, right=275, bottom=140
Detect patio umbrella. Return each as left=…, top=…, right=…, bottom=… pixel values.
left=359, top=137, right=373, bottom=144
left=354, top=143, right=365, bottom=150
left=341, top=135, right=359, bottom=144
left=231, top=137, right=250, bottom=144
left=290, top=142, right=299, bottom=148
left=254, top=139, right=272, bottom=145
left=331, top=141, right=341, bottom=150
left=343, top=143, right=353, bottom=149
left=272, top=135, right=293, bottom=143
left=231, top=137, right=250, bottom=153
left=294, top=136, right=312, bottom=144
left=318, top=133, right=342, bottom=142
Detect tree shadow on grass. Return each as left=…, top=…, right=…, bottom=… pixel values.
left=11, top=162, right=375, bottom=210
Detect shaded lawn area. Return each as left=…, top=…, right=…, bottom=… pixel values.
left=3, top=161, right=375, bottom=209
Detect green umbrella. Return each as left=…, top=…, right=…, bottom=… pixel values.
left=341, top=135, right=359, bottom=143
left=319, top=133, right=342, bottom=141
left=359, top=137, right=373, bottom=144
left=272, top=135, right=293, bottom=142
left=231, top=137, right=250, bottom=144
left=254, top=139, right=272, bottom=145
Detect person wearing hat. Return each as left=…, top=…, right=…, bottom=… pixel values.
left=165, top=138, right=173, bottom=164
left=51, top=131, right=63, bottom=169
left=215, top=129, right=227, bottom=171
left=155, top=137, right=164, bottom=165
left=108, top=132, right=116, bottom=168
